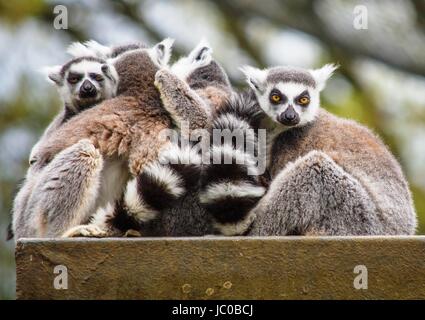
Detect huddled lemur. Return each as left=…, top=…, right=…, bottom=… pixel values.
left=200, top=64, right=417, bottom=236
left=10, top=55, right=119, bottom=240
left=62, top=40, right=234, bottom=238
left=12, top=39, right=177, bottom=239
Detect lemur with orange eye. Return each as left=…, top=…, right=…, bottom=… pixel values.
left=200, top=64, right=417, bottom=236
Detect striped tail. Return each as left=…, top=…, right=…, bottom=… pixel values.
left=124, top=141, right=202, bottom=223
left=199, top=91, right=267, bottom=235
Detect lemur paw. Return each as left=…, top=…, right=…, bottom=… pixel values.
left=154, top=68, right=175, bottom=89
left=123, top=229, right=142, bottom=237
left=62, top=224, right=108, bottom=238
left=74, top=139, right=101, bottom=159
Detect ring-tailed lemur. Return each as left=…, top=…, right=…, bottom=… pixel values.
left=123, top=41, right=235, bottom=237
left=10, top=55, right=119, bottom=240
left=12, top=39, right=177, bottom=239
left=64, top=40, right=234, bottom=238
left=200, top=64, right=417, bottom=236
left=30, top=56, right=119, bottom=164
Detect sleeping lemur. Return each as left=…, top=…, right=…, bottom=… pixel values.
left=12, top=39, right=177, bottom=239
left=200, top=64, right=417, bottom=236
left=63, top=40, right=234, bottom=237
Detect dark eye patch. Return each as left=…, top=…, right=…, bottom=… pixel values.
left=295, top=90, right=309, bottom=100
left=89, top=73, right=104, bottom=82
left=294, top=90, right=310, bottom=106
left=269, top=88, right=287, bottom=105
left=67, top=72, right=83, bottom=84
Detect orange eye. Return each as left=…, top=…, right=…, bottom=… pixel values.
left=298, top=96, right=310, bottom=105
left=271, top=94, right=281, bottom=103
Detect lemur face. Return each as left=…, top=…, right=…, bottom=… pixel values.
left=259, top=81, right=318, bottom=127
left=241, top=64, right=338, bottom=129
left=44, top=57, right=118, bottom=112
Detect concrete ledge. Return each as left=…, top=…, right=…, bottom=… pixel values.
left=15, top=236, right=425, bottom=300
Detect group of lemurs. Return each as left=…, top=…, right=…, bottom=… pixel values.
left=8, top=38, right=417, bottom=241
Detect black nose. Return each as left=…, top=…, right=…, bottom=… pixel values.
left=80, top=80, right=96, bottom=98
left=278, top=105, right=300, bottom=126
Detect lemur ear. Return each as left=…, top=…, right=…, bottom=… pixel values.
left=150, top=38, right=174, bottom=67
left=41, top=65, right=63, bottom=86
left=240, top=66, right=267, bottom=92
left=101, top=63, right=119, bottom=84
left=309, top=63, right=338, bottom=91
left=189, top=38, right=212, bottom=66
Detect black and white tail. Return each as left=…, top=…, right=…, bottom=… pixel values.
left=124, top=141, right=202, bottom=223
left=199, top=91, right=267, bottom=235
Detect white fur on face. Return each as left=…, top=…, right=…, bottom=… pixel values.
left=58, top=60, right=117, bottom=111
left=171, top=39, right=212, bottom=80
left=257, top=82, right=320, bottom=128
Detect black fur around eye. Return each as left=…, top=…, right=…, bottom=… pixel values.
left=90, top=73, right=104, bottom=82
left=269, top=89, right=286, bottom=104
left=295, top=90, right=310, bottom=107
left=67, top=73, right=82, bottom=84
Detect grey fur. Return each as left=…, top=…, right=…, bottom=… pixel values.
left=248, top=109, right=416, bottom=235
left=12, top=55, right=119, bottom=240
left=154, top=69, right=212, bottom=133
left=266, top=66, right=316, bottom=88
left=204, top=64, right=416, bottom=236
left=125, top=43, right=233, bottom=237
left=12, top=40, right=171, bottom=240
left=13, top=140, right=103, bottom=238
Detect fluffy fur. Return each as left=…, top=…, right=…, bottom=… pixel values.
left=12, top=40, right=175, bottom=239
left=204, top=64, right=416, bottom=236
left=39, top=39, right=231, bottom=238
left=13, top=140, right=104, bottom=238
left=11, top=54, right=120, bottom=240
left=248, top=109, right=416, bottom=235
left=119, top=41, right=233, bottom=236
left=30, top=56, right=119, bottom=165
left=199, top=92, right=267, bottom=234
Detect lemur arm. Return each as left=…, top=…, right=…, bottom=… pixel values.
left=12, top=140, right=104, bottom=239
left=154, top=69, right=211, bottom=134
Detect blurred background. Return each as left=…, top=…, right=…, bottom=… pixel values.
left=0, top=0, right=424, bottom=299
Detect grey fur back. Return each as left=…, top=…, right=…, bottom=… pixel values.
left=252, top=108, right=416, bottom=235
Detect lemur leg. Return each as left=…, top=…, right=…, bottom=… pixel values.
left=154, top=69, right=211, bottom=133
left=248, top=151, right=383, bottom=236
left=124, top=141, right=202, bottom=224
left=24, top=139, right=104, bottom=238
left=11, top=168, right=41, bottom=240
left=61, top=204, right=113, bottom=238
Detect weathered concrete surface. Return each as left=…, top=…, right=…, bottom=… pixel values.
left=15, top=236, right=425, bottom=299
